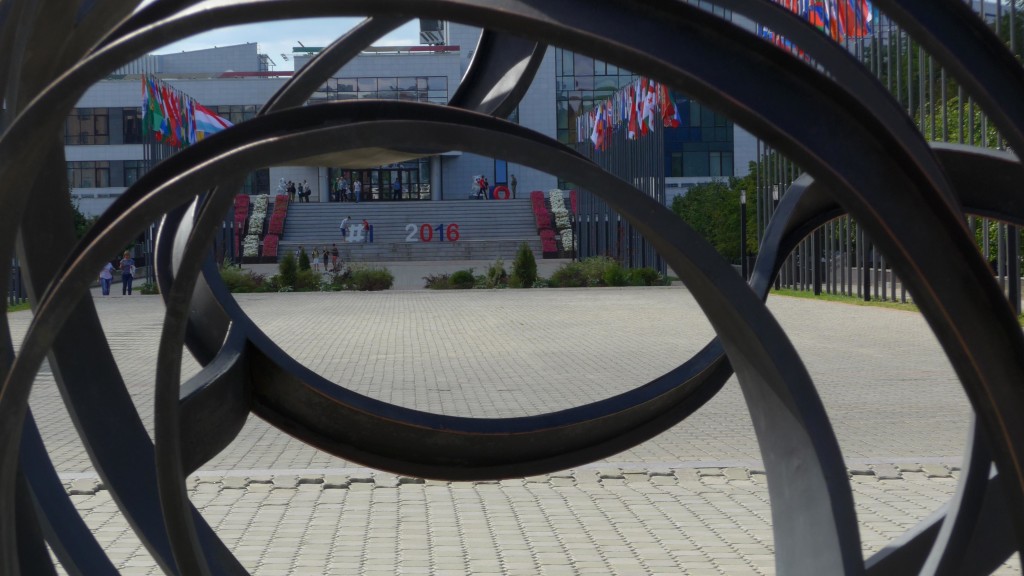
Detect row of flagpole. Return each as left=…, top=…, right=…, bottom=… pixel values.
left=574, top=77, right=682, bottom=151
left=141, top=75, right=233, bottom=149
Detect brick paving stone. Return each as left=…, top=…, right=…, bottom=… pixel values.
left=23, top=289, right=1023, bottom=575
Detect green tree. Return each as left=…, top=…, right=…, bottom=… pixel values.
left=278, top=252, right=298, bottom=288
left=671, top=173, right=758, bottom=264
left=69, top=191, right=96, bottom=240
left=298, top=247, right=311, bottom=271
left=510, top=242, right=538, bottom=288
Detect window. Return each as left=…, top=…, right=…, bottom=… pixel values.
left=122, top=108, right=143, bottom=144
left=123, top=160, right=146, bottom=187
left=67, top=161, right=110, bottom=188
left=65, top=108, right=109, bottom=145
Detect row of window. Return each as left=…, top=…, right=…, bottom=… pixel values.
left=322, top=76, right=448, bottom=93
left=68, top=160, right=268, bottom=194
left=65, top=105, right=260, bottom=145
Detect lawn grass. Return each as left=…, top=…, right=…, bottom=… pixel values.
left=5, top=301, right=31, bottom=313
left=771, top=287, right=1024, bottom=326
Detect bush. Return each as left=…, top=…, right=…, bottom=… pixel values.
left=549, top=257, right=632, bottom=288
left=423, top=272, right=451, bottom=289
left=511, top=243, right=537, bottom=288
left=348, top=265, right=394, bottom=291
left=220, top=266, right=268, bottom=293
left=294, top=269, right=321, bottom=291
left=137, top=282, right=160, bottom=295
left=297, top=247, right=311, bottom=271
left=548, top=262, right=586, bottom=287
left=629, top=267, right=664, bottom=286
left=485, top=258, right=508, bottom=288
left=602, top=264, right=628, bottom=287
left=449, top=269, right=476, bottom=289
left=278, top=252, right=298, bottom=288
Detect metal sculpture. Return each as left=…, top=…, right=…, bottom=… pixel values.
left=0, top=1, right=1021, bottom=574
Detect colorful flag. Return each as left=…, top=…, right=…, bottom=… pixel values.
left=627, top=85, right=638, bottom=140
left=660, top=85, right=681, bottom=129
left=194, top=102, right=233, bottom=140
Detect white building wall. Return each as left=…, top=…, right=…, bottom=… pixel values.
left=159, top=43, right=260, bottom=75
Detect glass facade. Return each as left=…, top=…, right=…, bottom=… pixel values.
left=666, top=99, right=733, bottom=177
left=554, top=40, right=735, bottom=179
left=318, top=75, right=448, bottom=200
left=327, top=160, right=431, bottom=202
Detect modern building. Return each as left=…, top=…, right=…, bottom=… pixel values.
left=68, top=20, right=754, bottom=216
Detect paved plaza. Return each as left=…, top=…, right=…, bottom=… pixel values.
left=11, top=269, right=1022, bottom=575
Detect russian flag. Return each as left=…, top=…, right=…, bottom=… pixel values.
left=193, top=102, right=233, bottom=140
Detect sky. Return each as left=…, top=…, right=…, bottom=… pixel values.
left=135, top=5, right=422, bottom=72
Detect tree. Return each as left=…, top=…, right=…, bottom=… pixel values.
left=671, top=172, right=758, bottom=264
left=510, top=242, right=537, bottom=288
left=69, top=190, right=96, bottom=240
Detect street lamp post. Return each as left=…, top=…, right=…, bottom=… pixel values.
left=740, top=190, right=748, bottom=280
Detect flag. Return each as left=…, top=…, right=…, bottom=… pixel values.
left=627, top=85, right=638, bottom=140
left=660, top=85, right=681, bottom=128
left=641, top=79, right=658, bottom=135
left=836, top=0, right=872, bottom=38
left=187, top=99, right=197, bottom=146
left=147, top=78, right=166, bottom=142
left=163, top=86, right=181, bottom=147
left=194, top=102, right=233, bottom=140
left=590, top=106, right=603, bottom=149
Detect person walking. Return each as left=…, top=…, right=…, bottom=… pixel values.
left=119, top=250, right=135, bottom=296
left=99, top=261, right=114, bottom=296
left=330, top=243, right=340, bottom=272
left=311, top=247, right=320, bottom=272
left=510, top=173, right=517, bottom=199
left=321, top=245, right=329, bottom=272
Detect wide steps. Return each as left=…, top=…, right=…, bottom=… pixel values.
left=279, top=199, right=541, bottom=262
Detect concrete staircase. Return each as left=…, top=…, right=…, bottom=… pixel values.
left=279, top=199, right=542, bottom=263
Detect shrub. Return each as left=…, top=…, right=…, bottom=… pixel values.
left=423, top=272, right=451, bottom=289
left=220, top=266, right=268, bottom=293
left=602, top=263, right=628, bottom=287
left=629, top=267, right=664, bottom=286
left=297, top=247, right=311, bottom=271
left=348, top=265, right=394, bottom=291
left=579, top=256, right=617, bottom=286
left=294, top=269, right=321, bottom=291
left=278, top=252, right=298, bottom=288
left=449, top=269, right=476, bottom=289
left=137, top=282, right=160, bottom=295
left=484, top=258, right=507, bottom=288
left=511, top=243, right=537, bottom=288
left=548, top=262, right=586, bottom=287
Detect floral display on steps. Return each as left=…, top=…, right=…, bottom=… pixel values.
left=548, top=189, right=574, bottom=252
left=242, top=194, right=269, bottom=257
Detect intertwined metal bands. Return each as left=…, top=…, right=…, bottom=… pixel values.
left=1, top=1, right=1022, bottom=574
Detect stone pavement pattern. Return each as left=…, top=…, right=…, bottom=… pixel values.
left=9, top=280, right=1021, bottom=574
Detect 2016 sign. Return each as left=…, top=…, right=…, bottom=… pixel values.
left=405, top=223, right=460, bottom=242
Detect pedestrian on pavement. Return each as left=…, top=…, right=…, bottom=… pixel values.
left=99, top=261, right=114, bottom=296
left=330, top=244, right=339, bottom=272
left=311, top=247, right=320, bottom=271
left=119, top=250, right=135, bottom=296
left=321, top=245, right=329, bottom=272
left=510, top=174, right=517, bottom=199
